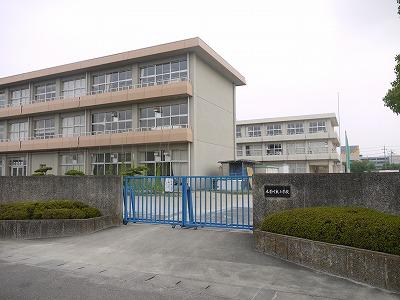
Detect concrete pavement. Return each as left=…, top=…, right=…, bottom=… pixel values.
left=0, top=224, right=398, bottom=300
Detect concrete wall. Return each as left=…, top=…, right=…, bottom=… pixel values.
left=253, top=173, right=400, bottom=228
left=254, top=230, right=400, bottom=293
left=0, top=176, right=122, bottom=222
left=0, top=216, right=115, bottom=239
left=192, top=54, right=235, bottom=175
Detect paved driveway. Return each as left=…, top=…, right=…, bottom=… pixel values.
left=0, top=224, right=397, bottom=300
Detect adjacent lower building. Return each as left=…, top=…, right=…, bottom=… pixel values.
left=0, top=37, right=245, bottom=176
left=236, top=113, right=341, bottom=173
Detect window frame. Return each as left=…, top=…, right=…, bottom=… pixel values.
left=266, top=124, right=282, bottom=136
left=8, top=121, right=28, bottom=141
left=59, top=153, right=84, bottom=174
left=10, top=87, right=30, bottom=106
left=139, top=103, right=188, bottom=130
left=287, top=122, right=304, bottom=135
left=91, top=69, right=133, bottom=94
left=34, top=82, right=56, bottom=102
left=62, top=115, right=85, bottom=137
left=33, top=118, right=55, bottom=139
left=140, top=58, right=188, bottom=86
left=91, top=152, right=132, bottom=175
left=266, top=143, right=283, bottom=155
left=309, top=120, right=327, bottom=133
left=247, top=125, right=262, bottom=137
left=91, top=110, right=132, bottom=135
left=62, top=77, right=86, bottom=98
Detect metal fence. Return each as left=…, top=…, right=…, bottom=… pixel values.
left=123, top=176, right=253, bottom=230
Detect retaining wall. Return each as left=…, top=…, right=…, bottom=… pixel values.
left=0, top=176, right=122, bottom=238
left=253, top=173, right=400, bottom=229
left=0, top=176, right=122, bottom=222
left=254, top=230, right=400, bottom=293
left=0, top=216, right=115, bottom=239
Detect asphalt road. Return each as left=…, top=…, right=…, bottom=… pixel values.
left=0, top=224, right=398, bottom=300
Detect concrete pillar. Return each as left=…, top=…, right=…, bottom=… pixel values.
left=132, top=103, right=138, bottom=129
left=132, top=64, right=139, bottom=85
left=29, top=82, right=34, bottom=103
left=86, top=72, right=91, bottom=94
left=54, top=113, right=61, bottom=137
left=328, top=161, right=334, bottom=173
left=55, top=78, right=61, bottom=99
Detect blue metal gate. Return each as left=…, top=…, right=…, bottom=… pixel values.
left=123, top=176, right=253, bottom=230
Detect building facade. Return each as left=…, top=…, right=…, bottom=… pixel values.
left=236, top=114, right=341, bottom=173
left=0, top=38, right=245, bottom=176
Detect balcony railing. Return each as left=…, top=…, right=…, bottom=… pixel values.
left=238, top=148, right=339, bottom=157
left=0, top=77, right=189, bottom=109
left=0, top=124, right=190, bottom=143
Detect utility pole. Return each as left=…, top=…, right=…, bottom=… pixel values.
left=383, top=145, right=386, bottom=161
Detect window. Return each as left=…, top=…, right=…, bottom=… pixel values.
left=140, top=58, right=188, bottom=85
left=91, top=152, right=132, bottom=175
left=245, top=144, right=262, bottom=156
left=266, top=124, right=282, bottom=136
left=266, top=144, right=283, bottom=155
left=62, top=77, right=86, bottom=98
left=287, top=142, right=306, bottom=155
left=9, top=121, right=28, bottom=141
left=139, top=149, right=188, bottom=176
left=9, top=158, right=27, bottom=176
left=92, top=70, right=132, bottom=93
left=236, top=126, right=242, bottom=138
left=247, top=125, right=261, bottom=137
left=289, top=162, right=306, bottom=173
left=34, top=118, right=55, bottom=139
left=62, top=115, right=85, bottom=137
left=287, top=122, right=304, bottom=135
left=0, top=122, right=5, bottom=140
left=60, top=153, right=84, bottom=174
left=0, top=91, right=6, bottom=108
left=308, top=141, right=328, bottom=154
left=10, top=88, right=30, bottom=106
left=139, top=103, right=188, bottom=130
left=91, top=110, right=132, bottom=134
left=34, top=83, right=56, bottom=101
left=309, top=121, right=326, bottom=133
left=236, top=146, right=243, bottom=157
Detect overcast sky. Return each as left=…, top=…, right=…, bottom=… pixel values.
left=1, top=0, right=399, bottom=157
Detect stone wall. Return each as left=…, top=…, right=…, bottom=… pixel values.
left=0, top=216, right=115, bottom=239
left=0, top=176, right=122, bottom=224
left=254, top=230, right=400, bottom=293
left=253, top=173, right=400, bottom=229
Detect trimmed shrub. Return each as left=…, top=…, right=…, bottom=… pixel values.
left=65, top=169, right=85, bottom=176
left=0, top=200, right=101, bottom=220
left=260, top=207, right=400, bottom=255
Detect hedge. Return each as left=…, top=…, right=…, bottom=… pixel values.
left=0, top=200, right=101, bottom=220
left=260, top=207, right=400, bottom=255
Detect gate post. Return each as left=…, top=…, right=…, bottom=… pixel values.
left=123, top=177, right=128, bottom=225
left=182, top=176, right=187, bottom=227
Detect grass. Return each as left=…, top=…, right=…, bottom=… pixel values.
left=260, top=206, right=400, bottom=255
left=0, top=200, right=101, bottom=220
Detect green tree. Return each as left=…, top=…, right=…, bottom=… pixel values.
left=32, top=164, right=53, bottom=176
left=120, top=164, right=148, bottom=176
left=384, top=1, right=400, bottom=114
left=383, top=54, right=400, bottom=114
left=350, top=160, right=376, bottom=173
left=398, top=0, right=400, bottom=15
left=381, top=163, right=400, bottom=171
